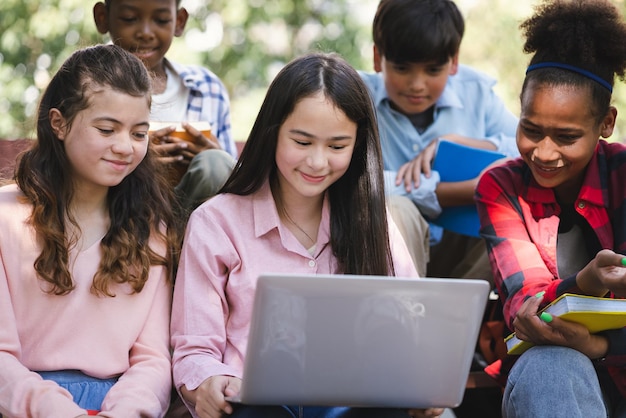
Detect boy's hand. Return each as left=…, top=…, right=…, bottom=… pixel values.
left=150, top=125, right=188, bottom=165
left=396, top=139, right=438, bottom=191
left=179, top=122, right=221, bottom=162
left=150, top=122, right=221, bottom=165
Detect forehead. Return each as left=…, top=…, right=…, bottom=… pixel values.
left=106, top=0, right=178, bottom=10
left=521, top=84, right=596, bottom=125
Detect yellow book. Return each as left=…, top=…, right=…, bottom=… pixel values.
left=505, top=293, right=626, bottom=355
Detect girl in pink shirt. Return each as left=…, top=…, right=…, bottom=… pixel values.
left=0, top=45, right=182, bottom=417
left=171, top=53, right=442, bottom=418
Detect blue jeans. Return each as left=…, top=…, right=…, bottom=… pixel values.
left=36, top=370, right=118, bottom=412
left=230, top=405, right=411, bottom=418
left=503, top=346, right=626, bottom=418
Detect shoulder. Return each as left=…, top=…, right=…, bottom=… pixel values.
left=358, top=71, right=383, bottom=94
left=0, top=183, right=25, bottom=207
left=598, top=139, right=626, bottom=159
left=480, top=158, right=527, bottom=192
left=0, top=184, right=32, bottom=234
left=189, top=193, right=251, bottom=225
left=168, top=60, right=228, bottom=92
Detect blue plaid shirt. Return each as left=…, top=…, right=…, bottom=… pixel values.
left=169, top=60, right=236, bottom=158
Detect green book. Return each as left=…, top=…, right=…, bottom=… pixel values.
left=505, top=293, right=626, bottom=355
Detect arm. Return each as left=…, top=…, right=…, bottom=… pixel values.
left=475, top=166, right=566, bottom=327
left=0, top=254, right=86, bottom=417
left=99, top=266, right=173, bottom=416
left=171, top=207, right=244, bottom=415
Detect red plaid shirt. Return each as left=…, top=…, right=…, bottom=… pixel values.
left=476, top=140, right=626, bottom=394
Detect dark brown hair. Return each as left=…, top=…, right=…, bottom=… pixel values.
left=221, top=52, right=395, bottom=276
left=16, top=44, right=183, bottom=296
left=373, top=0, right=464, bottom=64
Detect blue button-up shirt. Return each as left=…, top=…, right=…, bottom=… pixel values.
left=361, top=65, right=519, bottom=219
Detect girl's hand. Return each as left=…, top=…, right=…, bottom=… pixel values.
left=577, top=249, right=626, bottom=297
left=182, top=375, right=241, bottom=418
left=407, top=407, right=445, bottom=417
left=513, top=292, right=608, bottom=359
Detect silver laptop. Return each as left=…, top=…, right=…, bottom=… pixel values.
left=229, top=273, right=490, bottom=409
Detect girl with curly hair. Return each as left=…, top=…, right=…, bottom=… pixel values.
left=0, top=44, right=183, bottom=417
left=475, top=0, right=626, bottom=416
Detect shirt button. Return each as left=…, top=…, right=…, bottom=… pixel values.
left=308, top=260, right=316, bottom=268
left=413, top=144, right=420, bottom=152
left=577, top=202, right=585, bottom=209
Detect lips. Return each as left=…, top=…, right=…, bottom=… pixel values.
left=300, top=172, right=326, bottom=183
left=530, top=161, right=564, bottom=179
left=132, top=48, right=158, bottom=60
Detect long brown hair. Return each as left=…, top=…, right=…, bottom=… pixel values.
left=16, top=44, right=183, bottom=296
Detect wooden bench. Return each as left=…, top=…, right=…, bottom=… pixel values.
left=0, top=138, right=32, bottom=179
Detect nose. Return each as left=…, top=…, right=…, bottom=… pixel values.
left=111, top=133, right=134, bottom=156
left=408, top=72, right=425, bottom=91
left=532, top=137, right=560, bottom=163
left=136, top=20, right=155, bottom=41
left=306, top=146, right=328, bottom=171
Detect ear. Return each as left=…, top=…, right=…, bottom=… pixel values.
left=449, top=53, right=459, bottom=76
left=93, top=2, right=109, bottom=34
left=174, top=7, right=189, bottom=37
left=600, top=106, right=617, bottom=138
left=373, top=45, right=383, bottom=73
left=49, top=109, right=67, bottom=140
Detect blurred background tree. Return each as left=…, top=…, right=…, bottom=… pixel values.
left=1, top=0, right=625, bottom=142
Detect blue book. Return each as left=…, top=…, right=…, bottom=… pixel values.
left=431, top=140, right=506, bottom=237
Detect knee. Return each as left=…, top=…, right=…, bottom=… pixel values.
left=508, top=346, right=598, bottom=390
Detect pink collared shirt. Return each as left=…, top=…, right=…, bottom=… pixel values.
left=171, top=181, right=418, bottom=395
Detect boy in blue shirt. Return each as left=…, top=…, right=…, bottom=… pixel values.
left=93, top=0, right=237, bottom=214
left=360, top=0, right=519, bottom=279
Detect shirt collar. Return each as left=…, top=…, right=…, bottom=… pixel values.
left=251, top=180, right=331, bottom=243
left=167, top=58, right=203, bottom=90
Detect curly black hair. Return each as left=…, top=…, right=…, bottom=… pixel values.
left=520, top=0, right=626, bottom=121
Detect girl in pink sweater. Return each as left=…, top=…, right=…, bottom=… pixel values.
left=0, top=44, right=182, bottom=417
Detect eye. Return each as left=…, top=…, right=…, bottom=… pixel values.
left=292, top=138, right=311, bottom=146
left=119, top=15, right=137, bottom=23
left=156, top=18, right=172, bottom=25
left=520, top=125, right=542, bottom=140
left=134, top=131, right=149, bottom=141
left=97, top=127, right=114, bottom=135
left=557, top=134, right=580, bottom=143
left=427, top=66, right=444, bottom=75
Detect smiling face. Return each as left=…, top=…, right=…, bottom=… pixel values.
left=50, top=86, right=151, bottom=196
left=373, top=46, right=458, bottom=116
left=274, top=92, right=357, bottom=207
left=517, top=82, right=616, bottom=202
left=94, top=0, right=187, bottom=75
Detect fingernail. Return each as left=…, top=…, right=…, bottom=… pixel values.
left=535, top=291, right=546, bottom=298
left=621, top=257, right=626, bottom=266
left=540, top=312, right=553, bottom=323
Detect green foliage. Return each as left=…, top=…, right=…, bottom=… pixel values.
left=1, top=0, right=626, bottom=142
left=0, top=0, right=101, bottom=139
